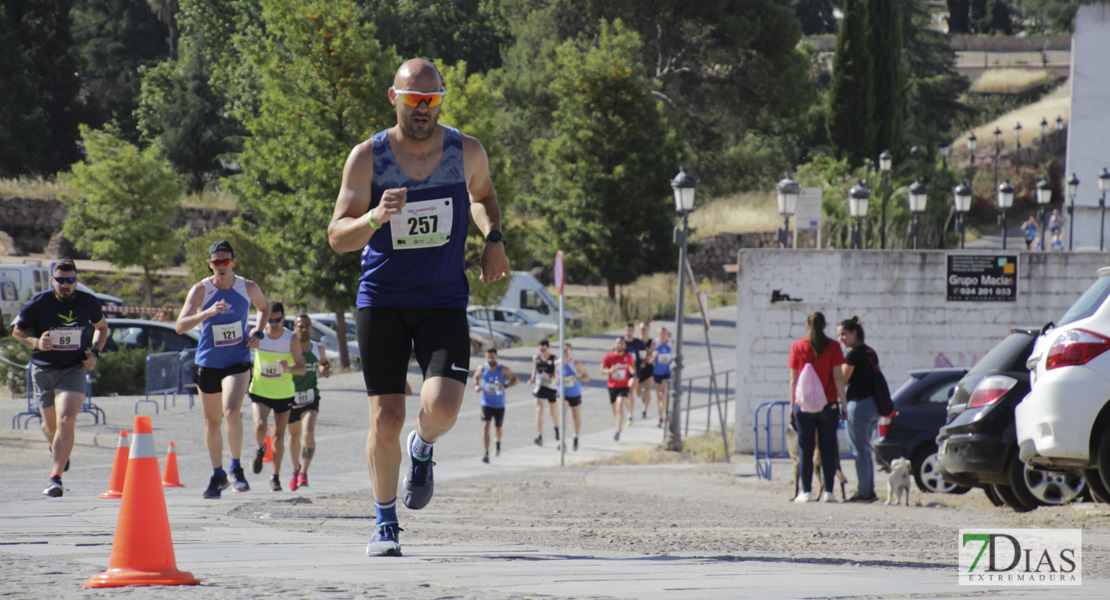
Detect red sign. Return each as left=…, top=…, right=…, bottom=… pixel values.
left=554, top=251, right=564, bottom=294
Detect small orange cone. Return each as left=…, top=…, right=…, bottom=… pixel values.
left=85, top=416, right=199, bottom=588
left=161, top=441, right=184, bottom=488
left=263, top=427, right=273, bottom=463
left=99, top=431, right=129, bottom=499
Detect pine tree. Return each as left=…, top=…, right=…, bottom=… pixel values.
left=869, top=0, right=903, bottom=162
left=827, top=0, right=873, bottom=167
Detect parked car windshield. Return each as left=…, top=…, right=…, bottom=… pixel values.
left=1056, top=275, right=1110, bottom=328
left=965, top=332, right=1035, bottom=376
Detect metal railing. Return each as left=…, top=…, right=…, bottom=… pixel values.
left=6, top=356, right=104, bottom=428
left=668, top=369, right=734, bottom=462
left=752, top=400, right=876, bottom=481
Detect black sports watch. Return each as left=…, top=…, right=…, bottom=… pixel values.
left=485, top=229, right=504, bottom=244
left=91, top=348, right=101, bottom=358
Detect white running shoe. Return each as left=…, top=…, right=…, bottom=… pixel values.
left=793, top=491, right=813, bottom=503
left=820, top=491, right=838, bottom=503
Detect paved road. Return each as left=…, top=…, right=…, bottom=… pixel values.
left=2, top=304, right=1105, bottom=598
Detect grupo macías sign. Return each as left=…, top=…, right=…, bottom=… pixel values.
left=947, top=254, right=1018, bottom=302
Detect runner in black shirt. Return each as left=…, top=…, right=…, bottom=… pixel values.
left=10, top=260, right=107, bottom=497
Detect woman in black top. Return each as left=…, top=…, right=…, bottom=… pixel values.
left=837, top=316, right=880, bottom=503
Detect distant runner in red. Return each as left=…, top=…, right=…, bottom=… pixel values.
left=600, top=337, right=636, bottom=441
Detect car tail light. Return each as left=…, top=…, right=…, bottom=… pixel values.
left=878, top=410, right=898, bottom=438
left=1046, top=329, right=1110, bottom=370
left=967, top=375, right=1018, bottom=408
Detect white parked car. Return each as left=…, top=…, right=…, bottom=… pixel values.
left=466, top=314, right=520, bottom=349
left=466, top=306, right=558, bottom=346
left=1016, top=266, right=1110, bottom=503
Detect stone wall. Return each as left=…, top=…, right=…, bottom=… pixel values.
left=731, top=248, right=1110, bottom=454
left=688, top=231, right=787, bottom=283
left=0, top=197, right=243, bottom=257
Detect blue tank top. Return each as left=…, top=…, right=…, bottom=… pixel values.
left=357, top=126, right=471, bottom=309
left=653, top=341, right=674, bottom=376
left=195, top=276, right=251, bottom=368
left=562, top=359, right=582, bottom=397
left=480, top=363, right=507, bottom=408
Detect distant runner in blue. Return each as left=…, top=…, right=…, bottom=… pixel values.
left=651, top=328, right=675, bottom=427
left=472, top=348, right=519, bottom=463
left=328, top=58, right=510, bottom=557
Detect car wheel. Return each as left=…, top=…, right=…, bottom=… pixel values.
left=1005, top=454, right=1044, bottom=511
left=983, top=485, right=1005, bottom=507
left=993, top=483, right=1036, bottom=512
left=1084, top=468, right=1110, bottom=504
left=912, top=446, right=970, bottom=494
left=1022, top=466, right=1085, bottom=505
left=1098, top=429, right=1110, bottom=502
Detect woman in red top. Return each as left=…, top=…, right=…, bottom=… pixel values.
left=600, top=337, right=636, bottom=442
left=787, top=311, right=847, bottom=503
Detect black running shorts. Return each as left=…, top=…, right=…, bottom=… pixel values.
left=193, top=362, right=251, bottom=395
left=357, top=307, right=470, bottom=395
left=480, top=406, right=505, bottom=427
left=608, top=387, right=630, bottom=404
left=565, top=395, right=582, bottom=407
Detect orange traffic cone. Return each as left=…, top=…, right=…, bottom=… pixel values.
left=99, top=431, right=129, bottom=499
left=85, top=416, right=199, bottom=588
left=263, top=427, right=273, bottom=463
left=161, top=441, right=184, bottom=488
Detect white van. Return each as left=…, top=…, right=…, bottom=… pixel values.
left=498, top=271, right=575, bottom=326
left=0, top=263, right=50, bottom=327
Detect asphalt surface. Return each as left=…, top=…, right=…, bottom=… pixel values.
left=1, top=304, right=1106, bottom=598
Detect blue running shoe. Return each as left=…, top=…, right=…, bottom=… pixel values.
left=401, top=430, right=434, bottom=510
left=43, top=476, right=63, bottom=498
left=366, top=522, right=403, bottom=557
left=203, top=474, right=229, bottom=499
left=231, top=466, right=250, bottom=492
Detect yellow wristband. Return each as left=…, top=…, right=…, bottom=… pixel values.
left=367, top=211, right=382, bottom=230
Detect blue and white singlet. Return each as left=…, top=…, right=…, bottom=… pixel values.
left=480, top=363, right=506, bottom=409
left=195, top=276, right=251, bottom=368
left=562, top=359, right=582, bottom=397
left=357, top=126, right=471, bottom=309
left=653, top=341, right=674, bottom=377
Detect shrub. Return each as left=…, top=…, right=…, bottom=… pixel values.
left=92, top=345, right=149, bottom=396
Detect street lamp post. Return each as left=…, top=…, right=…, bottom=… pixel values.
left=908, top=179, right=927, bottom=250
left=992, top=126, right=1002, bottom=194
left=939, top=141, right=949, bottom=173
left=997, top=180, right=1014, bottom=250
left=1014, top=122, right=1023, bottom=168
left=1040, top=118, right=1048, bottom=164
left=776, top=175, right=800, bottom=249
left=967, top=133, right=977, bottom=181
left=1036, top=178, right=1052, bottom=251
left=879, top=150, right=892, bottom=249
left=1066, top=173, right=1079, bottom=251
left=1100, top=168, right=1110, bottom=251
left=953, top=182, right=972, bottom=249
left=667, top=167, right=697, bottom=452
left=848, top=183, right=871, bottom=250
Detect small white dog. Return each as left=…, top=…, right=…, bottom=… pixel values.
left=885, top=457, right=911, bottom=506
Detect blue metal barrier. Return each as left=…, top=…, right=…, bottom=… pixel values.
left=753, top=401, right=791, bottom=480
left=9, top=362, right=103, bottom=427
left=175, top=349, right=196, bottom=409
left=137, top=351, right=179, bottom=414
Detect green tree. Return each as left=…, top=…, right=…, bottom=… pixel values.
left=60, top=125, right=184, bottom=307
left=136, top=49, right=239, bottom=192
left=229, top=0, right=397, bottom=367
left=363, top=0, right=510, bottom=74
left=1017, top=0, right=1077, bottom=34
left=531, top=20, right=676, bottom=299
left=780, top=0, right=838, bottom=35
left=827, top=0, right=873, bottom=167
left=497, top=0, right=814, bottom=197
left=0, top=0, right=82, bottom=177
left=902, top=0, right=970, bottom=150
left=947, top=0, right=970, bottom=33
left=72, top=0, right=171, bottom=141
left=869, top=0, right=903, bottom=161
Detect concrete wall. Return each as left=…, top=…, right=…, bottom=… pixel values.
left=1065, top=2, right=1110, bottom=249
left=732, top=248, right=1110, bottom=453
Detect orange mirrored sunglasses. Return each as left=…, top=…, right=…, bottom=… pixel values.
left=391, top=87, right=446, bottom=108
